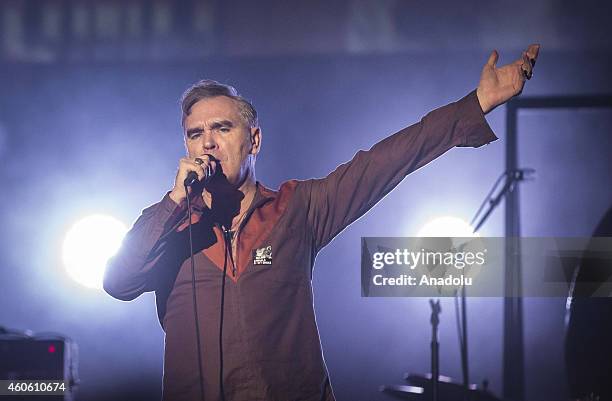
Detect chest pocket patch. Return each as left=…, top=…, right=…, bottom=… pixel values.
left=253, top=245, right=272, bottom=265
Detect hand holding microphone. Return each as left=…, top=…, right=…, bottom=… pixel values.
left=169, top=155, right=217, bottom=204
left=184, top=157, right=214, bottom=187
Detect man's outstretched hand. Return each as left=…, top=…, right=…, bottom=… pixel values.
left=476, top=44, right=540, bottom=114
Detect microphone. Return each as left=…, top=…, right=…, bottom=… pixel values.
left=184, top=171, right=200, bottom=187
left=184, top=157, right=215, bottom=187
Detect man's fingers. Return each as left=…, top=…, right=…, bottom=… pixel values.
left=526, top=43, right=540, bottom=66
left=194, top=155, right=217, bottom=178
left=192, top=161, right=207, bottom=180
left=521, top=53, right=533, bottom=79
left=180, top=158, right=206, bottom=180
left=487, top=50, right=499, bottom=67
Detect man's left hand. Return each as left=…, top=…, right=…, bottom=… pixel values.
left=476, top=44, right=540, bottom=114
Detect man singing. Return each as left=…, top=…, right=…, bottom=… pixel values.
left=104, top=45, right=540, bottom=401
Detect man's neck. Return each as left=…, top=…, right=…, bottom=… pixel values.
left=202, top=177, right=257, bottom=231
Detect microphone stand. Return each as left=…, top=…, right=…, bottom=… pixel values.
left=471, top=169, right=534, bottom=233
left=455, top=168, right=535, bottom=395
left=430, top=299, right=441, bottom=401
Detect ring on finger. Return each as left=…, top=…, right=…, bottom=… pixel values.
left=521, top=65, right=532, bottom=80
left=194, top=158, right=204, bottom=165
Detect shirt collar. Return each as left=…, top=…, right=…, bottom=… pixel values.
left=190, top=181, right=276, bottom=214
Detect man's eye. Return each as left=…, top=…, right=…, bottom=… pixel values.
left=219, top=127, right=230, bottom=133
left=189, top=134, right=201, bottom=140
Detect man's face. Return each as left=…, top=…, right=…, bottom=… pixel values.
left=183, top=96, right=260, bottom=188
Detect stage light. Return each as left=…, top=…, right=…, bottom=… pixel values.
left=62, top=215, right=128, bottom=289
left=417, top=216, right=478, bottom=237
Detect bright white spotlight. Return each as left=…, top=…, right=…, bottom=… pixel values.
left=62, top=215, right=128, bottom=289
left=417, top=216, right=478, bottom=237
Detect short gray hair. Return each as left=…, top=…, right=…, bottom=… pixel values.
left=180, top=80, right=258, bottom=128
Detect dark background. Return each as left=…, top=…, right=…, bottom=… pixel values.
left=0, top=1, right=611, bottom=400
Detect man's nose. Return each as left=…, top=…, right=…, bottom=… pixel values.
left=202, top=132, right=217, bottom=150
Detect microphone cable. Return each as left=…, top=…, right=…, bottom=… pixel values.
left=185, top=183, right=206, bottom=401
left=184, top=156, right=238, bottom=401
left=218, top=227, right=233, bottom=401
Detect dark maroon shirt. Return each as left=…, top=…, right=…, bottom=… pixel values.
left=104, top=90, right=497, bottom=401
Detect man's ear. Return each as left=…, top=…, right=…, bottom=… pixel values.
left=249, top=127, right=262, bottom=156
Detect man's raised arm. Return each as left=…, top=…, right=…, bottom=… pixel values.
left=304, top=44, right=540, bottom=251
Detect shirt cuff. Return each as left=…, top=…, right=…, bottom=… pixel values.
left=455, top=89, right=498, bottom=148
left=159, top=192, right=188, bottom=231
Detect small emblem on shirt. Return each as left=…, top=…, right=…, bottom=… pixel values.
left=253, top=246, right=272, bottom=265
